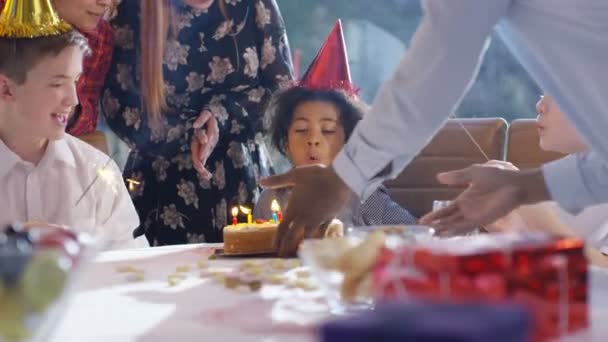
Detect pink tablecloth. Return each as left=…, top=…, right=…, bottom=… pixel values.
left=49, top=244, right=330, bottom=342
left=49, top=244, right=608, bottom=342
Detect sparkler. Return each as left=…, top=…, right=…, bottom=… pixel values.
left=74, top=152, right=118, bottom=207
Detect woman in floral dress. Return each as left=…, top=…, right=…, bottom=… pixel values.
left=102, top=0, right=294, bottom=246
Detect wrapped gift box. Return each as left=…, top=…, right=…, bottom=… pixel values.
left=373, top=232, right=588, bottom=341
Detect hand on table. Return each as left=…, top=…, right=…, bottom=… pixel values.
left=191, top=110, right=219, bottom=180
left=419, top=164, right=549, bottom=237
left=260, top=165, right=351, bottom=257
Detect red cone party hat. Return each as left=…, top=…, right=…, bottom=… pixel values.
left=300, top=19, right=358, bottom=96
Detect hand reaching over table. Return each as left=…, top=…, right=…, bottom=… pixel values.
left=420, top=164, right=551, bottom=236
left=260, top=165, right=351, bottom=257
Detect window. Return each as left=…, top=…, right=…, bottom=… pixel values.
left=279, top=0, right=541, bottom=121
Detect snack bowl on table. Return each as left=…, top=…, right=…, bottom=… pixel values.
left=299, top=236, right=367, bottom=315
left=0, top=224, right=97, bottom=342
left=299, top=225, right=436, bottom=315
left=347, top=224, right=436, bottom=245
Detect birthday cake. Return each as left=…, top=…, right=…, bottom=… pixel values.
left=223, top=222, right=279, bottom=255
left=223, top=219, right=344, bottom=256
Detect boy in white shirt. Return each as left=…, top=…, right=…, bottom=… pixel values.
left=484, top=95, right=608, bottom=266
left=0, top=2, right=141, bottom=249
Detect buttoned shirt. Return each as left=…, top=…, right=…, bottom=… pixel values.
left=0, top=135, right=142, bottom=249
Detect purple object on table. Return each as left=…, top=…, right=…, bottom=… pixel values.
left=319, top=301, right=531, bottom=342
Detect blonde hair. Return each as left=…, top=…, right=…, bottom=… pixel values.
left=140, top=0, right=229, bottom=123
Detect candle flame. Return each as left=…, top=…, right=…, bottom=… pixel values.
left=239, top=206, right=251, bottom=215
left=231, top=206, right=239, bottom=217
left=271, top=199, right=280, bottom=212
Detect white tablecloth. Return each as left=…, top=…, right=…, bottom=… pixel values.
left=49, top=244, right=608, bottom=342
left=50, top=244, right=327, bottom=342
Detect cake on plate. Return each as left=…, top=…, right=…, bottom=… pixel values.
left=223, top=219, right=344, bottom=256
left=223, top=222, right=278, bottom=255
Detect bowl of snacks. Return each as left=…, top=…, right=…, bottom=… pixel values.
left=0, top=224, right=95, bottom=342
left=347, top=224, right=436, bottom=244
left=299, top=225, right=434, bottom=315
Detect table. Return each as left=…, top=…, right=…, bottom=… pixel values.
left=49, top=244, right=608, bottom=342
left=50, top=244, right=328, bottom=342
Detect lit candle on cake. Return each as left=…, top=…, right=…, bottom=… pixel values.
left=271, top=199, right=280, bottom=224
left=231, top=207, right=239, bottom=225
left=240, top=206, right=252, bottom=224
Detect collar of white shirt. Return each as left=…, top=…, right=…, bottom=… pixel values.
left=0, top=138, right=77, bottom=178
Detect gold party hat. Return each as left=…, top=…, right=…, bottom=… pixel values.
left=0, top=0, right=72, bottom=38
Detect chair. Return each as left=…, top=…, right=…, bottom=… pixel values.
left=506, top=119, right=565, bottom=169
left=77, top=131, right=109, bottom=155
left=385, top=118, right=508, bottom=218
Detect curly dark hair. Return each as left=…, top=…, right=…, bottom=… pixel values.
left=266, top=86, right=368, bottom=156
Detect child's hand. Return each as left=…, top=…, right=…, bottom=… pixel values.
left=191, top=110, right=219, bottom=180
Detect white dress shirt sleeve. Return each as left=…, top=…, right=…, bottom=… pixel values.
left=96, top=160, right=142, bottom=250
left=333, top=0, right=512, bottom=200
left=543, top=152, right=608, bottom=214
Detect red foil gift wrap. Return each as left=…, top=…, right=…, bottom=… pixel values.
left=509, top=252, right=588, bottom=341
left=372, top=233, right=588, bottom=341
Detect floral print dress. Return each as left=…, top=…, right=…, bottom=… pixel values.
left=102, top=0, right=294, bottom=246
